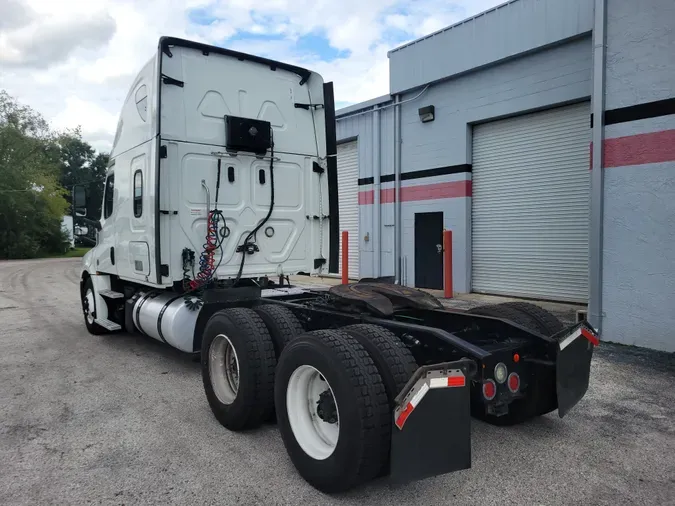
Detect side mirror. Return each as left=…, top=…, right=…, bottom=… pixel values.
left=74, top=225, right=89, bottom=237
left=74, top=186, right=87, bottom=217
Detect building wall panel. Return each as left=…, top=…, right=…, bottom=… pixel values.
left=389, top=0, right=593, bottom=94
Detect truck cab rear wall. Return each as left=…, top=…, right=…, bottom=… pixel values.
left=92, top=36, right=335, bottom=288
left=158, top=40, right=326, bottom=158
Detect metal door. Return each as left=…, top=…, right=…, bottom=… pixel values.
left=414, top=212, right=444, bottom=289
left=336, top=140, right=359, bottom=278
left=472, top=102, right=591, bottom=302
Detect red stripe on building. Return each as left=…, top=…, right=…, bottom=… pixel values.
left=591, top=129, right=675, bottom=169
left=358, top=190, right=374, bottom=205
left=358, top=180, right=472, bottom=205
left=605, top=129, right=675, bottom=168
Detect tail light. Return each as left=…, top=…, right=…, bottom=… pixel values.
left=507, top=372, right=520, bottom=393
left=482, top=379, right=497, bottom=400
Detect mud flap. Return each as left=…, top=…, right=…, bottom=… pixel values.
left=389, top=359, right=477, bottom=485
left=555, top=322, right=599, bottom=418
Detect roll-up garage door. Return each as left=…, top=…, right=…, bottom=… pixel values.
left=471, top=102, right=591, bottom=302
left=336, top=140, right=359, bottom=278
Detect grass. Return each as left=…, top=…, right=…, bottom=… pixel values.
left=50, top=247, right=91, bottom=258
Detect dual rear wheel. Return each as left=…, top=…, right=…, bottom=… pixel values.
left=200, top=306, right=417, bottom=493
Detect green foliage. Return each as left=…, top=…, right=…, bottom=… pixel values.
left=46, top=247, right=92, bottom=258
left=58, top=128, right=109, bottom=220
left=0, top=90, right=108, bottom=259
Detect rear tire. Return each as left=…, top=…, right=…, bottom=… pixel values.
left=253, top=304, right=305, bottom=422
left=340, top=324, right=417, bottom=407
left=498, top=302, right=564, bottom=336
left=468, top=303, right=542, bottom=333
left=201, top=308, right=276, bottom=431
left=274, top=330, right=390, bottom=493
left=340, top=324, right=417, bottom=477
left=468, top=302, right=563, bottom=337
left=253, top=304, right=304, bottom=358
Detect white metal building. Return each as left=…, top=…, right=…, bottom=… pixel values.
left=334, top=0, right=675, bottom=352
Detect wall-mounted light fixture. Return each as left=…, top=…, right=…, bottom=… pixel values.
left=418, top=105, right=435, bottom=123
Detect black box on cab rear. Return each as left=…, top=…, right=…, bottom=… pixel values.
left=225, top=115, right=272, bottom=155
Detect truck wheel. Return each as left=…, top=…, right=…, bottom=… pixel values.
left=340, top=324, right=417, bottom=407
left=468, top=303, right=543, bottom=334
left=253, top=304, right=304, bottom=358
left=81, top=277, right=106, bottom=335
left=201, top=308, right=276, bottom=431
left=498, top=302, right=564, bottom=336
left=275, top=330, right=389, bottom=493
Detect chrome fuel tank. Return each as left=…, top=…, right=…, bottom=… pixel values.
left=132, top=291, right=201, bottom=352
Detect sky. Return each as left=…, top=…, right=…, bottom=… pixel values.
left=0, top=0, right=504, bottom=153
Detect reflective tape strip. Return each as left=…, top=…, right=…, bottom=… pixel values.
left=559, top=328, right=582, bottom=350
left=429, top=371, right=466, bottom=389
left=560, top=326, right=600, bottom=350
left=581, top=327, right=600, bottom=346
left=447, top=375, right=466, bottom=388
left=395, top=403, right=414, bottom=430
left=395, top=383, right=429, bottom=430
left=410, top=382, right=429, bottom=407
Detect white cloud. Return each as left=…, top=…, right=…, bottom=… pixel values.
left=0, top=0, right=504, bottom=153
left=0, top=0, right=33, bottom=30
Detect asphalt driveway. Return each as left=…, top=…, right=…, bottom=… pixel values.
left=1, top=258, right=673, bottom=505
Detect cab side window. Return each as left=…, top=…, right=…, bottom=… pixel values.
left=133, top=170, right=143, bottom=217
left=103, top=174, right=115, bottom=219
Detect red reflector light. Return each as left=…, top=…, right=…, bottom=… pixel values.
left=482, top=379, right=496, bottom=400
left=507, top=372, right=520, bottom=393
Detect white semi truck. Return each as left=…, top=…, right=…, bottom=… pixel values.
left=76, top=36, right=599, bottom=493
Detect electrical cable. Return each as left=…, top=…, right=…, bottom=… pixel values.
left=187, top=159, right=226, bottom=291
left=233, top=134, right=275, bottom=286
left=184, top=130, right=274, bottom=292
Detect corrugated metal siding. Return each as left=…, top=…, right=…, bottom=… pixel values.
left=471, top=102, right=591, bottom=302
left=337, top=140, right=359, bottom=278
left=389, top=0, right=593, bottom=94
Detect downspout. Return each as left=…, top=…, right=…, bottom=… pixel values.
left=589, top=0, right=607, bottom=332
left=393, top=94, right=402, bottom=284
left=373, top=105, right=381, bottom=278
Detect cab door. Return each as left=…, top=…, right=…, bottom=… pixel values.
left=113, top=148, right=153, bottom=283
left=95, top=170, right=118, bottom=275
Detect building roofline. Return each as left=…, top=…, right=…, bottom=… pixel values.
left=388, top=0, right=522, bottom=56
left=336, top=94, right=392, bottom=117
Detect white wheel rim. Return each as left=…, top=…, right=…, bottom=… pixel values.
left=84, top=289, right=95, bottom=324
left=209, top=334, right=240, bottom=405
left=286, top=365, right=340, bottom=460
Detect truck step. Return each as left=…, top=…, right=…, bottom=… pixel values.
left=95, top=318, right=122, bottom=331
left=99, top=289, right=125, bottom=299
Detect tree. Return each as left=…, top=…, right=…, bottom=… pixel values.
left=0, top=90, right=70, bottom=258
left=57, top=129, right=108, bottom=216
left=55, top=129, right=109, bottom=245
